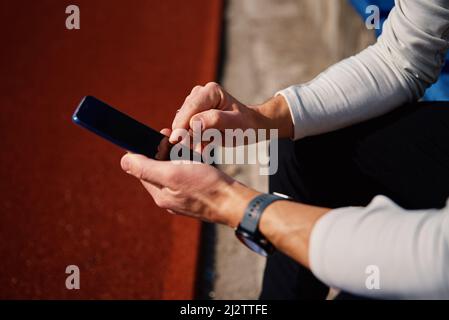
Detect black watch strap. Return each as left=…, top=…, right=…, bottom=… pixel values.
left=239, top=193, right=288, bottom=234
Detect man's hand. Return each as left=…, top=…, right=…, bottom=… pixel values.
left=118, top=83, right=327, bottom=267
left=120, top=153, right=329, bottom=268
left=121, top=153, right=260, bottom=228
left=168, top=82, right=293, bottom=144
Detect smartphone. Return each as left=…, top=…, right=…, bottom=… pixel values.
left=72, top=96, right=166, bottom=159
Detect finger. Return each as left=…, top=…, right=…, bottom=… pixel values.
left=160, top=128, right=172, bottom=137
left=121, top=153, right=177, bottom=186
left=190, top=109, right=241, bottom=131
left=193, top=138, right=202, bottom=155
left=169, top=126, right=191, bottom=146
left=170, top=83, right=223, bottom=142
left=190, top=85, right=202, bottom=95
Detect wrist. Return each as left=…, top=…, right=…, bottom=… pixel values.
left=221, top=182, right=261, bottom=228
left=250, top=95, right=293, bottom=139
left=259, top=201, right=329, bottom=267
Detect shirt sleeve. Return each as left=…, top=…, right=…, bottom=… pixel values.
left=277, top=0, right=449, bottom=140
left=309, top=195, right=449, bottom=299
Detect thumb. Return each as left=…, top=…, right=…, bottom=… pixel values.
left=190, top=109, right=240, bottom=131
left=121, top=153, right=173, bottom=186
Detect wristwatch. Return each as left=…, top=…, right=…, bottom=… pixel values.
left=235, top=192, right=291, bottom=257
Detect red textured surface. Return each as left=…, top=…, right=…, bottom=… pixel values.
left=0, top=0, right=221, bottom=299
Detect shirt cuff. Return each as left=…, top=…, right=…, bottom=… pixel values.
left=275, top=86, right=306, bottom=140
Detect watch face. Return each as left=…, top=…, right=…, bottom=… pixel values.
left=235, top=230, right=269, bottom=257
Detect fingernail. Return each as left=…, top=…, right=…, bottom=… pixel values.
left=121, top=155, right=132, bottom=172
left=169, top=132, right=177, bottom=143
left=169, top=129, right=184, bottom=144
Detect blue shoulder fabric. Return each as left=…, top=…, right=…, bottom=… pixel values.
left=349, top=0, right=449, bottom=101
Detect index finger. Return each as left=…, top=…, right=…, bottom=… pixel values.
left=171, top=83, right=223, bottom=135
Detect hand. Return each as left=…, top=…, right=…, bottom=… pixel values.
left=168, top=82, right=293, bottom=144
left=120, top=153, right=260, bottom=228
left=120, top=152, right=329, bottom=268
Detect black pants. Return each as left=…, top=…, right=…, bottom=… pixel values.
left=260, top=101, right=449, bottom=300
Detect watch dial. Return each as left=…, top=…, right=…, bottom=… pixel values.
left=235, top=231, right=269, bottom=257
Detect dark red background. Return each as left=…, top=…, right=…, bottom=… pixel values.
left=0, top=0, right=221, bottom=299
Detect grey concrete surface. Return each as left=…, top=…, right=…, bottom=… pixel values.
left=211, top=0, right=375, bottom=299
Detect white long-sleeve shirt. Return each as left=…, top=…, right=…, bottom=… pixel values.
left=277, top=0, right=449, bottom=299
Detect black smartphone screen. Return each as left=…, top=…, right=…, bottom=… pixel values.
left=73, top=96, right=164, bottom=159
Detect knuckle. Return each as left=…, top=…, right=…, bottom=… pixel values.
left=205, top=82, right=223, bottom=106
left=205, top=82, right=220, bottom=93
left=205, top=81, right=219, bottom=88
left=191, top=85, right=202, bottom=94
